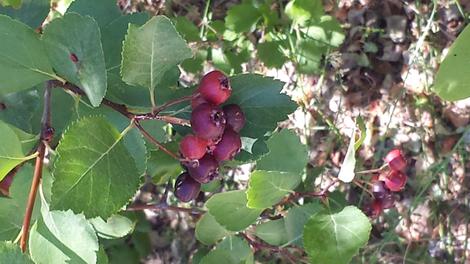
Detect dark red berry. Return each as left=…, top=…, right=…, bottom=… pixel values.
left=179, top=134, right=208, bottom=160
left=191, top=95, right=208, bottom=109
left=370, top=199, right=383, bottom=218
left=212, top=128, right=242, bottom=162
left=371, top=181, right=387, bottom=200
left=223, top=104, right=245, bottom=133
left=384, top=170, right=407, bottom=192
left=190, top=103, right=226, bottom=140
left=198, top=70, right=231, bottom=105
left=70, top=53, right=78, bottom=63
left=384, top=148, right=406, bottom=172
left=187, top=154, right=219, bottom=184
left=174, top=172, right=201, bottom=202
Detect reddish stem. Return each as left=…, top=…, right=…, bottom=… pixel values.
left=134, top=121, right=180, bottom=160
left=127, top=203, right=205, bottom=215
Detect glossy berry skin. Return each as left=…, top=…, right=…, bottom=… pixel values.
left=213, top=128, right=242, bottom=162
left=187, top=154, right=219, bottom=184
left=384, top=149, right=406, bottom=172
left=179, top=134, right=208, bottom=160
left=174, top=172, right=201, bottom=202
left=223, top=104, right=245, bottom=133
left=191, top=95, right=207, bottom=109
left=384, top=170, right=407, bottom=192
left=372, top=181, right=387, bottom=200
left=190, top=103, right=226, bottom=140
left=198, top=70, right=231, bottom=105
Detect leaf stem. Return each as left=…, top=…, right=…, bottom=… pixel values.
left=127, top=203, right=205, bottom=215
left=134, top=121, right=180, bottom=160
left=20, top=81, right=54, bottom=252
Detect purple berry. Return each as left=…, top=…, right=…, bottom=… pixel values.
left=223, top=104, right=245, bottom=132
left=187, top=154, right=219, bottom=183
left=174, top=172, right=201, bottom=202
left=212, top=128, right=241, bottom=162
left=190, top=103, right=226, bottom=140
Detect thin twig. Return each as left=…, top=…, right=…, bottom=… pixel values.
left=134, top=121, right=180, bottom=160
left=20, top=82, right=54, bottom=252
left=127, top=203, right=205, bottom=215
left=152, top=93, right=198, bottom=114
left=240, top=233, right=300, bottom=264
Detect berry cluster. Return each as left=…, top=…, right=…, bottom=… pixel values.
left=174, top=70, right=245, bottom=202
left=367, top=149, right=408, bottom=217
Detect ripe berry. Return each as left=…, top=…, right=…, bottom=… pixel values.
left=384, top=170, right=407, bottom=192
left=191, top=95, right=207, bottom=109
left=213, top=128, right=242, bottom=162
left=371, top=181, right=387, bottom=200
left=174, top=172, right=201, bottom=202
left=187, top=154, right=219, bottom=184
left=179, top=134, right=208, bottom=160
left=223, top=104, right=245, bottom=133
left=370, top=199, right=383, bottom=218
left=384, top=149, right=406, bottom=172
left=190, top=103, right=226, bottom=140
left=198, top=70, right=231, bottom=105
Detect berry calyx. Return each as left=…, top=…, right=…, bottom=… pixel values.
left=174, top=172, right=201, bottom=202
left=179, top=134, right=208, bottom=160
left=384, top=170, right=407, bottom=192
left=187, top=154, right=219, bottom=184
left=384, top=148, right=406, bottom=172
left=190, top=103, right=226, bottom=140
left=212, top=128, right=242, bottom=162
left=198, top=70, right=231, bottom=105
left=223, top=104, right=245, bottom=133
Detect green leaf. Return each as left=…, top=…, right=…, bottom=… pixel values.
left=7, top=125, right=38, bottom=153
left=247, top=170, right=301, bottom=209
left=303, top=206, right=371, bottom=264
left=354, top=116, right=366, bottom=151
left=228, top=74, right=297, bottom=139
left=0, top=165, right=39, bottom=240
left=0, top=89, right=40, bottom=133
left=225, top=4, right=261, bottom=33
left=29, top=195, right=99, bottom=264
left=0, top=15, right=55, bottom=95
left=0, top=0, right=49, bottom=28
left=285, top=0, right=324, bottom=25
left=0, top=241, right=33, bottom=264
left=174, top=16, right=200, bottom=42
left=0, top=121, right=29, bottom=182
left=97, top=246, right=109, bottom=264
left=0, top=0, right=21, bottom=8
left=90, top=214, right=135, bottom=239
left=121, top=15, right=192, bottom=96
left=217, top=235, right=252, bottom=263
left=338, top=127, right=357, bottom=183
left=67, top=0, right=123, bottom=27
left=52, top=116, right=140, bottom=219
left=200, top=249, right=237, bottom=264
left=255, top=219, right=288, bottom=246
left=42, top=13, right=107, bottom=107
left=257, top=129, right=308, bottom=174
left=434, top=24, right=470, bottom=101
left=195, top=213, right=229, bottom=245
left=284, top=202, right=322, bottom=246
left=303, top=15, right=345, bottom=48
left=257, top=41, right=287, bottom=68
left=147, top=142, right=182, bottom=184
left=206, top=190, right=263, bottom=232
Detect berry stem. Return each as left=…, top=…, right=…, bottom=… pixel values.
left=240, top=233, right=301, bottom=264
left=20, top=81, right=54, bottom=252
left=356, top=164, right=388, bottom=175
left=152, top=93, right=199, bottom=114
left=127, top=203, right=205, bottom=215
left=134, top=121, right=180, bottom=160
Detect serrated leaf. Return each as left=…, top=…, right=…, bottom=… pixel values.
left=29, top=193, right=99, bottom=264
left=217, top=235, right=252, bottom=263
left=303, top=15, right=345, bottom=48
left=52, top=116, right=140, bottom=219
left=206, top=190, right=263, bottom=232
left=90, top=214, right=135, bottom=240
left=303, top=206, right=371, bottom=264
left=0, top=0, right=49, bottom=28
left=147, top=142, right=182, bottom=184
left=225, top=4, right=261, bottom=33
left=195, top=213, right=229, bottom=245
left=285, top=0, right=324, bottom=25
left=0, top=15, right=56, bottom=95
left=247, top=170, right=301, bottom=209
left=200, top=249, right=237, bottom=264
left=0, top=121, right=29, bottom=182
left=284, top=202, right=322, bottom=246
left=434, top=25, right=470, bottom=101
left=121, top=15, right=192, bottom=96
left=255, top=219, right=288, bottom=246
left=227, top=74, right=297, bottom=139
left=257, top=129, right=308, bottom=174
left=257, top=41, right=287, bottom=68
left=42, top=13, right=107, bottom=107
left=0, top=241, right=33, bottom=264
left=174, top=16, right=200, bottom=42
